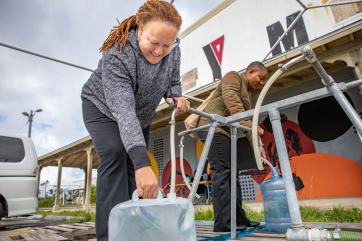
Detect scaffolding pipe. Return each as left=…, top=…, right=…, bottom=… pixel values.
left=230, top=127, right=237, bottom=239
left=188, top=122, right=218, bottom=200
left=302, top=46, right=362, bottom=136
left=269, top=109, right=303, bottom=227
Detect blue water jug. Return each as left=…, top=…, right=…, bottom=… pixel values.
left=261, top=167, right=292, bottom=233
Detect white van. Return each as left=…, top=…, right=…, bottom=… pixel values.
left=0, top=135, right=38, bottom=219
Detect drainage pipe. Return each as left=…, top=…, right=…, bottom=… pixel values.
left=179, top=135, right=200, bottom=199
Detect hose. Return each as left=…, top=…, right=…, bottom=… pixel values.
left=251, top=69, right=284, bottom=170
left=331, top=230, right=362, bottom=241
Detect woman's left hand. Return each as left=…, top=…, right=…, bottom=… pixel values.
left=166, top=97, right=190, bottom=112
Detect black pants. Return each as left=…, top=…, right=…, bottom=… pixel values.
left=82, top=97, right=149, bottom=241
left=208, top=133, right=252, bottom=232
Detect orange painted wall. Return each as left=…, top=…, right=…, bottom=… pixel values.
left=256, top=153, right=362, bottom=201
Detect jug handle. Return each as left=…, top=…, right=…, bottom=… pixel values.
left=132, top=190, right=164, bottom=201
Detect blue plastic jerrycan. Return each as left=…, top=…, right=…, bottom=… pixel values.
left=261, top=167, right=292, bottom=233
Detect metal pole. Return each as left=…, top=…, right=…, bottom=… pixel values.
left=302, top=46, right=362, bottom=136
left=0, top=42, right=94, bottom=72
left=269, top=109, right=303, bottom=227
left=230, top=126, right=237, bottom=239
left=28, top=110, right=33, bottom=138
left=188, top=121, right=218, bottom=200
left=330, top=83, right=362, bottom=136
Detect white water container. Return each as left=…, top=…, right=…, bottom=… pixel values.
left=109, top=191, right=196, bottom=241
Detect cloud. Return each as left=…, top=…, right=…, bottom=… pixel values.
left=0, top=0, right=223, bottom=185
left=0, top=115, right=6, bottom=123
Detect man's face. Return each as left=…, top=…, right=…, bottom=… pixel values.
left=246, top=69, right=268, bottom=89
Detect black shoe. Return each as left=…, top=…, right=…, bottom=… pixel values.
left=246, top=221, right=260, bottom=227
left=236, top=225, right=247, bottom=231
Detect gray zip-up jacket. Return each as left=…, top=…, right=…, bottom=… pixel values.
left=81, top=29, right=181, bottom=170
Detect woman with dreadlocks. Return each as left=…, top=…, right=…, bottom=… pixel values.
left=81, top=1, right=189, bottom=240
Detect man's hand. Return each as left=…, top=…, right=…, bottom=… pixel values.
left=135, top=166, right=159, bottom=198
left=257, top=126, right=264, bottom=136
left=165, top=97, right=190, bottom=112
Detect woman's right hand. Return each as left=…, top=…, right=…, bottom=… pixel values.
left=135, top=166, right=159, bottom=198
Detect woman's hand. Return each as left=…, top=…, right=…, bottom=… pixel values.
left=165, top=97, right=190, bottom=112
left=135, top=166, right=159, bottom=198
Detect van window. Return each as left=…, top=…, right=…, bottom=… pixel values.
left=0, top=136, right=25, bottom=163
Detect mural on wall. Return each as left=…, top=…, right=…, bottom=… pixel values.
left=161, top=158, right=193, bottom=198
left=266, top=11, right=309, bottom=57
left=202, top=35, right=224, bottom=82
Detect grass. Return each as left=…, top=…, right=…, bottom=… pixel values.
left=37, top=206, right=362, bottom=224
left=38, top=197, right=54, bottom=208
left=37, top=210, right=95, bottom=222
left=195, top=206, right=362, bottom=223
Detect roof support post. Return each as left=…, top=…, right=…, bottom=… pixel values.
left=53, top=157, right=63, bottom=211
left=83, top=147, right=93, bottom=211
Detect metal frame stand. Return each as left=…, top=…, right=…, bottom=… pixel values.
left=173, top=46, right=362, bottom=240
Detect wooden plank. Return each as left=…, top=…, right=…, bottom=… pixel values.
left=58, top=224, right=89, bottom=230
left=43, top=226, right=74, bottom=232
left=83, top=222, right=95, bottom=227
left=0, top=228, right=34, bottom=237
left=20, top=233, right=38, bottom=241
left=33, top=228, right=59, bottom=235
left=60, top=230, right=95, bottom=241
left=69, top=223, right=93, bottom=228
left=0, top=237, right=13, bottom=241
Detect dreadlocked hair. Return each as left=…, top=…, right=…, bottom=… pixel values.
left=100, top=0, right=182, bottom=52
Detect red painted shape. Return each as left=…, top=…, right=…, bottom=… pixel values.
left=210, top=35, right=224, bottom=65
left=252, top=120, right=316, bottom=184
left=162, top=158, right=193, bottom=198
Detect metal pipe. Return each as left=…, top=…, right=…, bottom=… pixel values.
left=188, top=107, right=214, bottom=119
left=0, top=41, right=94, bottom=72
left=188, top=122, right=218, bottom=200
left=178, top=123, right=212, bottom=137
left=169, top=109, right=177, bottom=197
left=330, top=83, right=362, bottom=137
left=179, top=136, right=200, bottom=199
left=184, top=95, right=205, bottom=103
left=346, top=79, right=362, bottom=89
left=295, top=0, right=307, bottom=9
left=307, top=0, right=362, bottom=9
left=303, top=46, right=362, bottom=136
left=269, top=109, right=303, bottom=227
left=230, top=127, right=237, bottom=239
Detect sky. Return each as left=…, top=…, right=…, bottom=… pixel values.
left=0, top=0, right=224, bottom=187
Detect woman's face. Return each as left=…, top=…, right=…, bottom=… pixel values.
left=137, top=20, right=178, bottom=64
